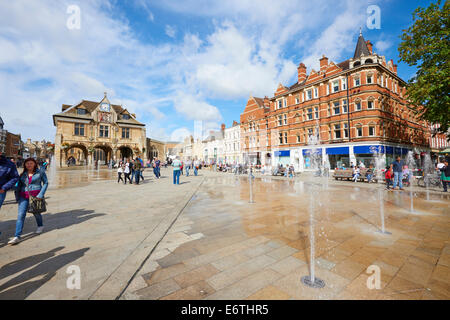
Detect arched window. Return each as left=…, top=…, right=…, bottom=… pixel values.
left=365, top=59, right=373, bottom=64
left=353, top=61, right=361, bottom=67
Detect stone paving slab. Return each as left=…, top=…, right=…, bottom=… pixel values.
left=0, top=168, right=205, bottom=299
left=124, top=173, right=450, bottom=300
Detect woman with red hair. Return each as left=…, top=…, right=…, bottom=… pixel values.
left=8, top=158, right=48, bottom=245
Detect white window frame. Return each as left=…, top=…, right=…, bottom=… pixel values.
left=332, top=80, right=339, bottom=93
left=341, top=78, right=347, bottom=90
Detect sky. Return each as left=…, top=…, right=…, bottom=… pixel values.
left=0, top=0, right=436, bottom=143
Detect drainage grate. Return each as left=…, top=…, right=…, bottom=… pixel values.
left=301, top=276, right=325, bottom=289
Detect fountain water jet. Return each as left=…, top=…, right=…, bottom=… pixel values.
left=371, top=146, right=391, bottom=235
left=301, top=185, right=325, bottom=288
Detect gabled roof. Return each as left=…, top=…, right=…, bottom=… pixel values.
left=253, top=97, right=264, bottom=108
left=353, top=31, right=371, bottom=59
left=53, top=98, right=143, bottom=126
left=0, top=116, right=4, bottom=126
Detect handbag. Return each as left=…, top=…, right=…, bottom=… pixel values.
left=25, top=175, right=47, bottom=214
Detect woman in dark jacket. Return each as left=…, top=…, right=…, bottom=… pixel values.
left=8, top=158, right=48, bottom=245
left=440, top=160, right=450, bottom=192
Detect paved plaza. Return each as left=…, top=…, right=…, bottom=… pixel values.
left=0, top=167, right=449, bottom=300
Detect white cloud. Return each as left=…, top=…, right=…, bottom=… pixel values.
left=0, top=0, right=374, bottom=143
left=374, top=40, right=392, bottom=53
left=165, top=25, right=177, bottom=38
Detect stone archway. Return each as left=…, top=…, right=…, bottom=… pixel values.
left=93, top=144, right=113, bottom=165
left=118, top=145, right=133, bottom=161
left=64, top=144, right=88, bottom=166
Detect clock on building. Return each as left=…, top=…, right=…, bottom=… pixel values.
left=100, top=103, right=110, bottom=112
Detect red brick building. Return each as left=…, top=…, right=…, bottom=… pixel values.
left=240, top=31, right=432, bottom=171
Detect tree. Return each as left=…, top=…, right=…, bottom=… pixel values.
left=398, top=0, right=450, bottom=136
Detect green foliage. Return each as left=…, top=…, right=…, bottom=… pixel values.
left=398, top=0, right=450, bottom=136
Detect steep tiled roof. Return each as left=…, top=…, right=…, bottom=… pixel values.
left=353, top=32, right=371, bottom=59
left=337, top=60, right=350, bottom=71
left=253, top=97, right=264, bottom=107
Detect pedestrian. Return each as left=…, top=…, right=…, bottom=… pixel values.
left=186, top=159, right=191, bottom=176
left=172, top=156, right=182, bottom=185
left=385, top=165, right=393, bottom=190
left=155, top=158, right=161, bottom=178
left=439, top=160, right=450, bottom=192
left=180, top=161, right=184, bottom=175
left=194, top=159, right=199, bottom=176
left=133, top=158, right=142, bottom=185
left=289, top=164, right=294, bottom=178
left=392, top=156, right=404, bottom=190
left=8, top=158, right=48, bottom=245
left=0, top=152, right=20, bottom=222
left=124, top=161, right=132, bottom=184
left=117, top=162, right=124, bottom=183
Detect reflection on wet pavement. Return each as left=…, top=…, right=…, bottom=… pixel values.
left=128, top=174, right=450, bottom=300
left=47, top=167, right=116, bottom=189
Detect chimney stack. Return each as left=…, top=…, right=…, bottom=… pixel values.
left=319, top=55, right=328, bottom=73
left=366, top=40, right=373, bottom=54
left=297, top=63, right=307, bottom=83
left=263, top=96, right=270, bottom=108
left=393, top=64, right=398, bottom=74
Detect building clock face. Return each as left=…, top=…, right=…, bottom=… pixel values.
left=100, top=103, right=110, bottom=112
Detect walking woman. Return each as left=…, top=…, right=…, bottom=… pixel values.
left=117, top=161, right=124, bottom=183
left=124, top=161, right=132, bottom=184
left=8, top=158, right=48, bottom=245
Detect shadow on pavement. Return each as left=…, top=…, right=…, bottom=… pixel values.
left=0, top=247, right=89, bottom=300
left=0, top=209, right=105, bottom=248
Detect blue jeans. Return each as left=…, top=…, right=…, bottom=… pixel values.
left=156, top=167, right=160, bottom=178
left=134, top=170, right=141, bottom=184
left=366, top=174, right=373, bottom=183
left=173, top=170, right=180, bottom=184
left=186, top=166, right=190, bottom=176
left=153, top=167, right=158, bottom=178
left=15, top=197, right=43, bottom=238
left=194, top=167, right=198, bottom=176
left=0, top=191, right=6, bottom=209
left=393, top=172, right=403, bottom=189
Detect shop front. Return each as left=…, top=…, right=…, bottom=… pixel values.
left=302, top=148, right=322, bottom=169
left=326, top=146, right=350, bottom=169
left=274, top=150, right=290, bottom=167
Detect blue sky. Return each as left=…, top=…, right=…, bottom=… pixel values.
left=0, top=0, right=436, bottom=142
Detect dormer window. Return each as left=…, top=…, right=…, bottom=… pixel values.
left=77, top=108, right=87, bottom=115
left=122, top=114, right=130, bottom=120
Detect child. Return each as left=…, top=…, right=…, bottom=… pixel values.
left=385, top=165, right=393, bottom=190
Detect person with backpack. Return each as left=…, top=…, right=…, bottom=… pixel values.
left=133, top=158, right=142, bottom=185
